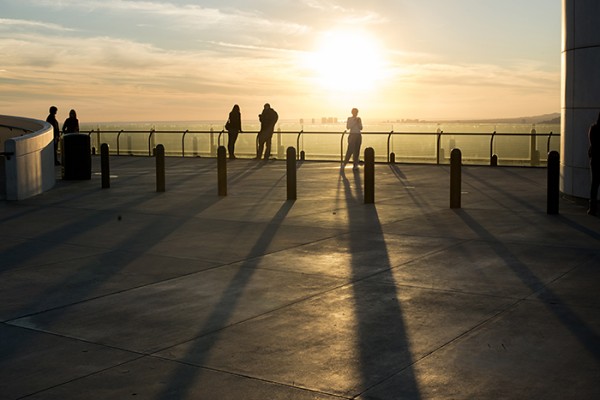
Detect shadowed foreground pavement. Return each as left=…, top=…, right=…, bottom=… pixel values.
left=1, top=156, right=599, bottom=399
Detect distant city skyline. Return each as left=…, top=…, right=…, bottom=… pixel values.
left=1, top=0, right=561, bottom=122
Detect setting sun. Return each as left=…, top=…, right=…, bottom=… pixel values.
left=306, top=29, right=388, bottom=94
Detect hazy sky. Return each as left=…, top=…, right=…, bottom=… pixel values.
left=1, top=0, right=561, bottom=122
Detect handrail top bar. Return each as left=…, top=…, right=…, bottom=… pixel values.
left=84, top=128, right=560, bottom=136
left=0, top=124, right=33, bottom=132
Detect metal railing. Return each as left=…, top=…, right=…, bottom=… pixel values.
left=84, top=128, right=560, bottom=167
left=0, top=124, right=33, bottom=135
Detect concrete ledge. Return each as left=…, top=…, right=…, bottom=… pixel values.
left=1, top=114, right=56, bottom=200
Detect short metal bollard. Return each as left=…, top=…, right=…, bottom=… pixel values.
left=364, top=147, right=375, bottom=204
left=217, top=145, right=227, bottom=196
left=300, top=150, right=305, bottom=161
left=100, top=143, right=110, bottom=189
left=491, top=154, right=498, bottom=166
left=547, top=150, right=559, bottom=214
left=390, top=152, right=396, bottom=164
left=156, top=144, right=165, bottom=192
left=287, top=147, right=297, bottom=200
left=450, top=148, right=462, bottom=208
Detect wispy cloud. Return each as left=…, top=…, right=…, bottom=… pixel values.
left=0, top=18, right=75, bottom=32
left=2, top=0, right=561, bottom=120
left=29, top=0, right=309, bottom=36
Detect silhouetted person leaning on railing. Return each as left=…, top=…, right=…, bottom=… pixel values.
left=256, top=103, right=278, bottom=160
left=46, top=106, right=61, bottom=165
left=62, top=109, right=80, bottom=134
left=225, top=104, right=242, bottom=159
left=588, top=112, right=600, bottom=215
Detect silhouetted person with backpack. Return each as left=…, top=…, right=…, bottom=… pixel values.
left=225, top=104, right=242, bottom=159
left=588, top=112, right=600, bottom=215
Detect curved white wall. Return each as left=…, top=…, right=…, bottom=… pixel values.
left=1, top=115, right=56, bottom=200
left=561, top=0, right=600, bottom=197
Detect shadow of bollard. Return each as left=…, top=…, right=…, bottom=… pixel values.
left=156, top=144, right=165, bottom=192
left=364, top=147, right=375, bottom=204
left=547, top=150, right=560, bottom=215
left=450, top=148, right=462, bottom=208
left=217, top=145, right=227, bottom=196
left=287, top=147, right=296, bottom=200
left=101, top=143, right=110, bottom=189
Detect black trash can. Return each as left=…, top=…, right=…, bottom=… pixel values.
left=62, top=133, right=91, bottom=180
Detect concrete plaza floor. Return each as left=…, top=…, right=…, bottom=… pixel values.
left=0, top=155, right=599, bottom=399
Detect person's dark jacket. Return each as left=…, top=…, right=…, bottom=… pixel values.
left=62, top=117, right=79, bottom=134
left=46, top=114, right=60, bottom=139
left=259, top=108, right=278, bottom=134
left=227, top=111, right=242, bottom=132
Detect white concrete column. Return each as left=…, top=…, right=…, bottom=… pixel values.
left=561, top=0, right=600, bottom=197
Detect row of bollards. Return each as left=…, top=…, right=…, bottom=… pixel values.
left=98, top=143, right=561, bottom=213
left=100, top=143, right=167, bottom=192
left=448, top=148, right=560, bottom=214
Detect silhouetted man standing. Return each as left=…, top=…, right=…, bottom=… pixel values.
left=256, top=103, right=278, bottom=160
left=588, top=112, right=600, bottom=215
left=46, top=106, right=60, bottom=165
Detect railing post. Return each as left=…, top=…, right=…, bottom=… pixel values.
left=387, top=130, right=394, bottom=163
left=181, top=130, right=188, bottom=157
left=210, top=128, right=216, bottom=157
left=100, top=143, right=110, bottom=189
left=277, top=128, right=284, bottom=159
left=156, top=144, right=165, bottom=192
left=364, top=147, right=375, bottom=204
left=340, top=131, right=346, bottom=163
left=547, top=150, right=560, bottom=214
left=217, top=145, right=227, bottom=196
left=450, top=148, right=462, bottom=208
left=218, top=129, right=224, bottom=147
left=149, top=129, right=155, bottom=156
left=490, top=131, right=496, bottom=166
left=296, top=130, right=303, bottom=160
left=287, top=147, right=297, bottom=200
left=530, top=126, right=539, bottom=166
left=116, top=130, right=122, bottom=156
left=436, top=130, right=443, bottom=164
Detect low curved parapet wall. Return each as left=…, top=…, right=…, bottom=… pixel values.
left=1, top=115, right=56, bottom=200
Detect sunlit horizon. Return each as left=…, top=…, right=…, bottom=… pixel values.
left=1, top=1, right=561, bottom=123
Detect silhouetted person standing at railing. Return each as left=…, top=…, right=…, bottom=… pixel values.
left=256, top=103, right=278, bottom=160
left=225, top=104, right=242, bottom=159
left=343, top=107, right=363, bottom=170
left=46, top=106, right=60, bottom=165
left=588, top=112, right=600, bottom=215
left=62, top=109, right=80, bottom=134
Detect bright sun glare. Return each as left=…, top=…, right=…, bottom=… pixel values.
left=307, top=29, right=387, bottom=94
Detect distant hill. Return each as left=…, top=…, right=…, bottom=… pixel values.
left=434, top=113, right=560, bottom=125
